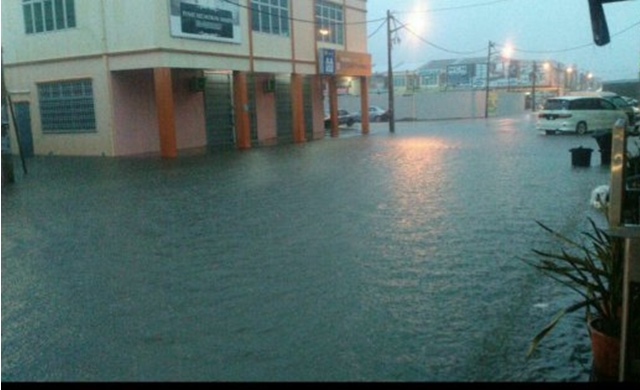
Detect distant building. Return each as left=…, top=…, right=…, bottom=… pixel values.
left=371, top=57, right=601, bottom=97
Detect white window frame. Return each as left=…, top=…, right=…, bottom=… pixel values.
left=22, top=0, right=76, bottom=34
left=315, top=0, right=344, bottom=45
left=38, top=79, right=96, bottom=134
left=251, top=0, right=290, bottom=37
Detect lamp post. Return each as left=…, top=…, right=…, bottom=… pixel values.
left=501, top=44, right=513, bottom=92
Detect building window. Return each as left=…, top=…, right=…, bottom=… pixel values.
left=315, top=0, right=343, bottom=45
left=38, top=79, right=96, bottom=133
left=251, top=0, right=290, bottom=37
left=393, top=76, right=406, bottom=87
left=420, top=74, right=438, bottom=86
left=23, top=0, right=76, bottom=34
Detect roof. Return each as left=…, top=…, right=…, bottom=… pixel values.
left=549, top=95, right=604, bottom=100
left=372, top=61, right=423, bottom=74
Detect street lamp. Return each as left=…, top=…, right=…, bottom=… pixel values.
left=318, top=27, right=330, bottom=39
left=566, top=66, right=574, bottom=91
left=501, top=44, right=513, bottom=92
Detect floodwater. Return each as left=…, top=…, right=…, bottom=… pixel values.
left=1, top=115, right=612, bottom=381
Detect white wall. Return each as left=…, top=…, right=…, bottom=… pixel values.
left=338, top=91, right=526, bottom=120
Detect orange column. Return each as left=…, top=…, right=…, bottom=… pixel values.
left=328, top=77, right=339, bottom=138
left=153, top=68, right=177, bottom=158
left=233, top=71, right=251, bottom=149
left=291, top=73, right=306, bottom=143
left=360, top=76, right=370, bottom=134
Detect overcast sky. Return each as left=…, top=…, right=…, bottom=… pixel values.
left=365, top=0, right=640, bottom=81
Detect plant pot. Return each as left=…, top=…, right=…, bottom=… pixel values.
left=589, top=317, right=621, bottom=381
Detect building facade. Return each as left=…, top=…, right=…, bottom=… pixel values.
left=1, top=0, right=371, bottom=157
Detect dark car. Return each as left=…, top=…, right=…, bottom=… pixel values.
left=324, top=109, right=356, bottom=129
left=353, top=106, right=390, bottom=123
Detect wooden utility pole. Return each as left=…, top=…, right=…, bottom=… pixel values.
left=531, top=61, right=538, bottom=112
left=387, top=10, right=395, bottom=133
left=484, top=41, right=494, bottom=119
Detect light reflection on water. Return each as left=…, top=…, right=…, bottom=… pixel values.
left=2, top=116, right=611, bottom=381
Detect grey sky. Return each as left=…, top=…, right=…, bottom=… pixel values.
left=366, top=0, right=640, bottom=81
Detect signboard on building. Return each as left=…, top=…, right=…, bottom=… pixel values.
left=318, top=49, right=371, bottom=76
left=335, top=51, right=372, bottom=77
left=169, top=0, right=241, bottom=44
left=447, top=64, right=475, bottom=86
left=319, top=48, right=336, bottom=75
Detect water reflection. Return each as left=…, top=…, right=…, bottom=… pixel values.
left=2, top=117, right=611, bottom=381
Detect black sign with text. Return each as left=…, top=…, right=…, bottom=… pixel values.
left=180, top=2, right=233, bottom=38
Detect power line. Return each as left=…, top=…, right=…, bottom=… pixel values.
left=391, top=16, right=487, bottom=55
left=220, top=0, right=639, bottom=65
left=219, top=0, right=386, bottom=27
left=390, top=11, right=639, bottom=58
left=368, top=19, right=387, bottom=39
left=496, top=20, right=640, bottom=54
left=394, top=0, right=514, bottom=14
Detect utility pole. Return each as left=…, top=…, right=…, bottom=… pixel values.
left=484, top=41, right=494, bottom=119
left=531, top=61, right=537, bottom=112
left=387, top=10, right=395, bottom=133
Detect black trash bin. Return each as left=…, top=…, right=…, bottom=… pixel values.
left=592, top=130, right=612, bottom=165
left=570, top=146, right=593, bottom=167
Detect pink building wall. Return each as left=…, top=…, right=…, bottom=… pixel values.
left=310, top=76, right=325, bottom=140
left=172, top=70, right=207, bottom=151
left=111, top=70, right=160, bottom=156
left=111, top=69, right=206, bottom=157
left=254, top=74, right=277, bottom=145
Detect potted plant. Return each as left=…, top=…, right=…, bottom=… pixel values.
left=524, top=139, right=640, bottom=380
left=523, top=216, right=625, bottom=380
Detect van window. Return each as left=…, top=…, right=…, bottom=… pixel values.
left=597, top=99, right=615, bottom=110
left=543, top=99, right=569, bottom=110
left=569, top=99, right=592, bottom=110
left=606, top=96, right=629, bottom=108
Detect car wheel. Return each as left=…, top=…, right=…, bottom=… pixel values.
left=374, top=116, right=382, bottom=122
left=545, top=130, right=557, bottom=135
left=576, top=122, right=588, bottom=135
left=347, top=119, right=354, bottom=127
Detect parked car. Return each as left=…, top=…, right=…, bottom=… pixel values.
left=324, top=109, right=356, bottom=129
left=604, top=94, right=639, bottom=132
left=353, top=106, right=390, bottom=123
left=622, top=95, right=638, bottom=107
left=566, top=91, right=640, bottom=132
left=536, top=96, right=627, bottom=135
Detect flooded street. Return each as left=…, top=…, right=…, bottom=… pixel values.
left=2, top=115, right=611, bottom=381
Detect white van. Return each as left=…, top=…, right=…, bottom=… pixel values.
left=536, top=96, right=627, bottom=135
left=567, top=91, right=640, bottom=131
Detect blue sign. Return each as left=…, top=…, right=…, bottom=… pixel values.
left=319, top=49, right=336, bottom=75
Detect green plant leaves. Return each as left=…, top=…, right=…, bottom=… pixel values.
left=523, top=217, right=624, bottom=357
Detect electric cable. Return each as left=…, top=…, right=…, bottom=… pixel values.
left=220, top=0, right=386, bottom=26
left=495, top=20, right=640, bottom=54
left=393, top=0, right=514, bottom=15
left=368, top=19, right=387, bottom=39
left=391, top=16, right=487, bottom=55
